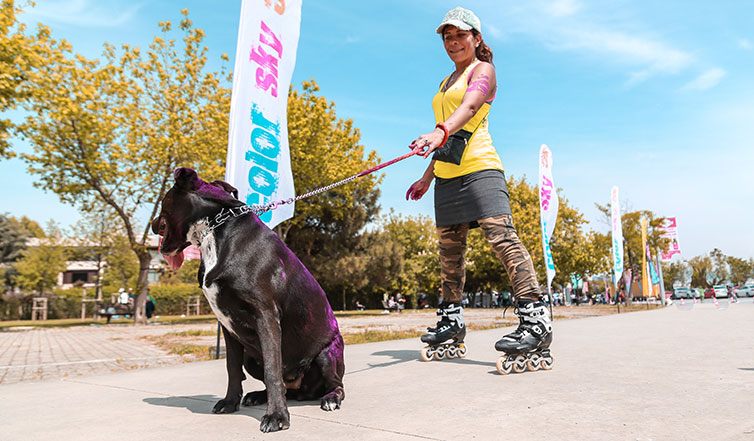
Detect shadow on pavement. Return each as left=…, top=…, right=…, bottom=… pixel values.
left=346, top=349, right=497, bottom=376
left=346, top=349, right=416, bottom=375
left=143, top=395, right=220, bottom=414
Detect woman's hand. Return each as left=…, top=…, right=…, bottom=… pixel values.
left=410, top=126, right=447, bottom=158
left=406, top=176, right=432, bottom=200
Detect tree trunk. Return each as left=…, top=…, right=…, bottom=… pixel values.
left=132, top=251, right=152, bottom=325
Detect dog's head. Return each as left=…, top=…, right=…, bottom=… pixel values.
left=152, top=167, right=242, bottom=270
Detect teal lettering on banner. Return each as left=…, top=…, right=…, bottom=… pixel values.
left=246, top=103, right=282, bottom=224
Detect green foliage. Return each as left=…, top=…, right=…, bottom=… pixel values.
left=147, top=283, right=208, bottom=316
left=595, top=203, right=668, bottom=284
left=0, top=0, right=54, bottom=157
left=465, top=176, right=595, bottom=294
left=728, top=256, right=754, bottom=286
left=100, top=234, right=139, bottom=290
left=688, top=255, right=713, bottom=288
left=709, top=248, right=729, bottom=284
left=16, top=9, right=230, bottom=323
left=14, top=222, right=67, bottom=294
left=283, top=80, right=383, bottom=300
left=378, top=211, right=439, bottom=304
left=662, top=260, right=690, bottom=288
left=1, top=214, right=29, bottom=263
left=159, top=259, right=201, bottom=285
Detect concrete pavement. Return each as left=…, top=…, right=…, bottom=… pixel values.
left=1, top=300, right=752, bottom=440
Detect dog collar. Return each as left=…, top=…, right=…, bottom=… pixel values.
left=199, top=206, right=257, bottom=240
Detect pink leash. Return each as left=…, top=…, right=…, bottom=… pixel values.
left=251, top=145, right=425, bottom=214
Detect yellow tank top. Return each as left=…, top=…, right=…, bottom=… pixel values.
left=432, top=60, right=504, bottom=179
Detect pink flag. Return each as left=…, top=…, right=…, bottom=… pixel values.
left=183, top=245, right=201, bottom=260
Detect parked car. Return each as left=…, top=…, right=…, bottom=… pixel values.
left=703, top=288, right=715, bottom=298
left=736, top=285, right=754, bottom=297
left=672, top=287, right=693, bottom=299
left=713, top=285, right=728, bottom=298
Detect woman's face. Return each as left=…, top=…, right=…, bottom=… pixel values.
left=442, top=25, right=480, bottom=64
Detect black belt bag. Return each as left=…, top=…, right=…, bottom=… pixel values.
left=432, top=129, right=472, bottom=165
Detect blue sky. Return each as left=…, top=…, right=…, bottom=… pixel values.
left=4, top=0, right=753, bottom=260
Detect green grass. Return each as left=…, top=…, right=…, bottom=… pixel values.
left=167, top=343, right=214, bottom=360
left=163, top=329, right=218, bottom=337
left=0, top=314, right=219, bottom=329
left=0, top=317, right=133, bottom=328
left=343, top=329, right=424, bottom=345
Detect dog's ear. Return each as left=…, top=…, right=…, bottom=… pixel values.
left=174, top=168, right=200, bottom=191
left=209, top=180, right=239, bottom=199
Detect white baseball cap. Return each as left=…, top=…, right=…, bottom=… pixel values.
left=436, top=7, right=482, bottom=34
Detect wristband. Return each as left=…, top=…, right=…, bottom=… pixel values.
left=435, top=123, right=450, bottom=146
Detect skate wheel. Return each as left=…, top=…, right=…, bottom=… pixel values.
left=496, top=357, right=513, bottom=375
left=435, top=346, right=446, bottom=360
left=513, top=355, right=527, bottom=373
left=540, top=355, right=554, bottom=370
left=447, top=346, right=457, bottom=358
left=456, top=344, right=467, bottom=359
left=526, top=353, right=542, bottom=371
left=420, top=347, right=434, bottom=362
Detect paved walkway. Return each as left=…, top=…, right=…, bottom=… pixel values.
left=0, top=306, right=611, bottom=385
left=1, top=299, right=752, bottom=440
left=0, top=324, right=192, bottom=384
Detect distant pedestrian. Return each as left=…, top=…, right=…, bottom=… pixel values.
left=145, top=294, right=156, bottom=323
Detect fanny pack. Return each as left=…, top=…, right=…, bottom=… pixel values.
left=432, top=129, right=472, bottom=165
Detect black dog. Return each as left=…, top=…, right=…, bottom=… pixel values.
left=152, top=168, right=345, bottom=433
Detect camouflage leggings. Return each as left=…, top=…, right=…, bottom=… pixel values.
left=438, top=214, right=540, bottom=304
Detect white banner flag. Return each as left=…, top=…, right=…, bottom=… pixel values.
left=225, top=0, right=302, bottom=228
left=610, top=186, right=624, bottom=285
left=538, top=144, right=558, bottom=291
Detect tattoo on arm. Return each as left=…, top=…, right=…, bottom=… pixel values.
left=467, top=73, right=491, bottom=96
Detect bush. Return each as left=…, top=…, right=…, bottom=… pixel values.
left=148, top=284, right=209, bottom=316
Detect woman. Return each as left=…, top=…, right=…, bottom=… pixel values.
left=406, top=7, right=552, bottom=357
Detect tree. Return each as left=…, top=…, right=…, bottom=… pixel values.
left=0, top=0, right=53, bottom=158
left=100, top=234, right=139, bottom=290
left=688, top=255, right=713, bottom=288
left=17, top=10, right=230, bottom=323
left=661, top=260, right=690, bottom=288
left=159, top=258, right=201, bottom=285
left=465, top=176, right=595, bottom=295
left=595, top=204, right=669, bottom=301
left=283, top=80, right=383, bottom=296
left=728, top=256, right=754, bottom=286
left=709, top=248, right=729, bottom=285
left=1, top=214, right=31, bottom=263
left=379, top=211, right=439, bottom=305
left=1, top=214, right=44, bottom=287
left=14, top=221, right=67, bottom=295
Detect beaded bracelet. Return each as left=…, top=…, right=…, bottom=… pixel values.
left=435, top=123, right=450, bottom=146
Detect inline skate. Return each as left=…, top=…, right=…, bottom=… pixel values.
left=495, top=299, right=553, bottom=374
left=420, top=302, right=467, bottom=361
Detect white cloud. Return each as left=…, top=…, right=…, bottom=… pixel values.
left=483, top=1, right=694, bottom=84
left=739, top=38, right=753, bottom=50
left=680, top=68, right=726, bottom=91
left=21, top=0, right=141, bottom=28
left=485, top=23, right=503, bottom=40
left=558, top=28, right=693, bottom=78
left=545, top=0, right=582, bottom=17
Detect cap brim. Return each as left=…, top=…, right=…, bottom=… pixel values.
left=436, top=20, right=473, bottom=34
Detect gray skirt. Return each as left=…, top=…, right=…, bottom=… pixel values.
left=434, top=169, right=511, bottom=228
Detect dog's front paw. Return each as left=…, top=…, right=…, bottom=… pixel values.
left=242, top=390, right=267, bottom=406
left=320, top=389, right=344, bottom=411
left=212, top=397, right=240, bottom=414
left=260, top=409, right=290, bottom=433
